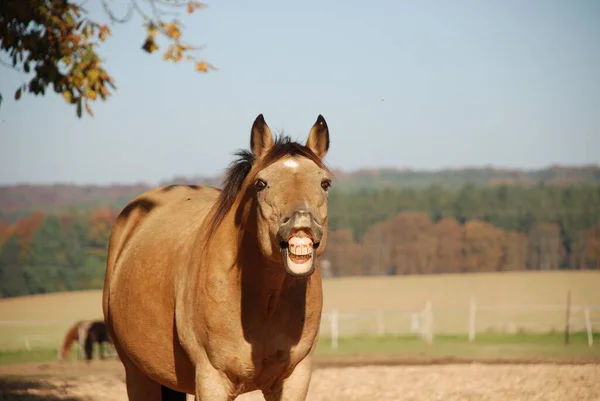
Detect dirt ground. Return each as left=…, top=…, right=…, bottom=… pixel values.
left=1, top=359, right=599, bottom=401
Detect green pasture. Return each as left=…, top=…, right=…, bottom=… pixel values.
left=1, top=332, right=598, bottom=366
left=1, top=271, right=599, bottom=368
left=314, top=332, right=599, bottom=362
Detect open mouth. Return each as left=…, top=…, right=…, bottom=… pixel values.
left=280, top=230, right=319, bottom=276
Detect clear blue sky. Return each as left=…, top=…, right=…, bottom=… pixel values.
left=0, top=0, right=598, bottom=185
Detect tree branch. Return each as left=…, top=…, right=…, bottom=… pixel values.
left=101, top=0, right=134, bottom=24
left=0, top=58, right=21, bottom=73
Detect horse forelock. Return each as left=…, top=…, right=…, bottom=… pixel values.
left=205, top=135, right=329, bottom=241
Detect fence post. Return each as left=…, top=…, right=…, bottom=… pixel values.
left=468, top=297, right=476, bottom=343
left=565, top=290, right=572, bottom=345
left=376, top=311, right=385, bottom=336
left=423, top=300, right=433, bottom=345
left=330, top=308, right=339, bottom=349
left=584, top=305, right=593, bottom=347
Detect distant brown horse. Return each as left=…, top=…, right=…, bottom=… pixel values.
left=59, top=320, right=112, bottom=361
left=59, top=320, right=91, bottom=360
left=84, top=320, right=112, bottom=361
left=103, top=114, right=331, bottom=401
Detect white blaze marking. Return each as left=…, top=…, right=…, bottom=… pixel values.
left=283, top=159, right=299, bottom=169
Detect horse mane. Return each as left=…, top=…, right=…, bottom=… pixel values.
left=205, top=134, right=329, bottom=239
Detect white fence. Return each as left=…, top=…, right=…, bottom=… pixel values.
left=321, top=305, right=433, bottom=349
left=319, top=299, right=600, bottom=349
left=0, top=318, right=115, bottom=359
left=1, top=300, right=598, bottom=352
left=0, top=318, right=76, bottom=351
left=466, top=298, right=600, bottom=345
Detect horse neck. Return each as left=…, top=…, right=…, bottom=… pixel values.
left=213, top=201, right=308, bottom=310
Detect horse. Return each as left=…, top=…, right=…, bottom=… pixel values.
left=59, top=320, right=92, bottom=360
left=59, top=320, right=113, bottom=361
left=103, top=114, right=331, bottom=401
left=83, top=320, right=113, bottom=361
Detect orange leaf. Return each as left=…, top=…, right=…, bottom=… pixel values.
left=142, top=37, right=159, bottom=53
left=164, top=23, right=181, bottom=40
left=195, top=61, right=208, bottom=72
left=187, top=1, right=207, bottom=14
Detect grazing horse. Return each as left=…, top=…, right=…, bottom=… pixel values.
left=59, top=320, right=91, bottom=360
left=103, top=114, right=331, bottom=401
left=84, top=320, right=113, bottom=361
left=59, top=320, right=112, bottom=361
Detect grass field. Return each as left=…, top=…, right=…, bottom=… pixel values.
left=0, top=270, right=598, bottom=355
left=314, top=332, right=600, bottom=363
left=0, top=332, right=598, bottom=367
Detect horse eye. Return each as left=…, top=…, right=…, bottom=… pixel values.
left=321, top=179, right=331, bottom=191
left=255, top=179, right=267, bottom=191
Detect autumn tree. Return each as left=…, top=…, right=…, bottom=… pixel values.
left=2, top=182, right=600, bottom=297
left=361, top=220, right=393, bottom=276
left=430, top=217, right=464, bottom=273
left=87, top=207, right=118, bottom=254
left=462, top=219, right=506, bottom=272
left=323, top=229, right=365, bottom=277
left=585, top=220, right=600, bottom=269
left=11, top=212, right=46, bottom=264
left=388, top=212, right=434, bottom=275
left=501, top=231, right=528, bottom=271
left=0, top=0, right=214, bottom=117
left=527, top=222, right=565, bottom=270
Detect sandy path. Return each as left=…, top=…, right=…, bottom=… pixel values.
left=1, top=362, right=599, bottom=401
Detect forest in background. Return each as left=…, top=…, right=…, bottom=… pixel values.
left=0, top=165, right=599, bottom=298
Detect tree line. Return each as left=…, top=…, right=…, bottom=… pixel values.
left=0, top=183, right=598, bottom=298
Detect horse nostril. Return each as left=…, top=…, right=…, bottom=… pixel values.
left=280, top=216, right=291, bottom=225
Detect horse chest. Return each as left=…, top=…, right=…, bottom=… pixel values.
left=200, top=275, right=322, bottom=385
left=206, top=317, right=316, bottom=386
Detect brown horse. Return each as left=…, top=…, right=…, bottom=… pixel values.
left=83, top=320, right=113, bottom=361
left=59, top=320, right=92, bottom=360
left=59, top=320, right=113, bottom=361
left=103, top=114, right=331, bottom=401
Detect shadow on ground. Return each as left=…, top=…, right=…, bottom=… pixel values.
left=0, top=377, right=81, bottom=401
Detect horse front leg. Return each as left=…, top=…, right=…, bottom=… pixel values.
left=194, top=362, right=235, bottom=401
left=262, top=357, right=312, bottom=401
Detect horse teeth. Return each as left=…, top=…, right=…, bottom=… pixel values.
left=289, top=244, right=312, bottom=257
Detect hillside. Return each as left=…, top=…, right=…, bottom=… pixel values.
left=1, top=165, right=598, bottom=223
left=1, top=167, right=599, bottom=298
left=332, top=165, right=600, bottom=191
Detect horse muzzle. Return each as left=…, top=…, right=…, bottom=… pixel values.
left=278, top=210, right=323, bottom=276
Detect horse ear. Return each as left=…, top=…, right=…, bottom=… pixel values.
left=306, top=115, right=329, bottom=159
left=250, top=114, right=273, bottom=158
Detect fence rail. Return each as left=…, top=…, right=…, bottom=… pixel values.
left=1, top=299, right=598, bottom=351
left=319, top=298, right=600, bottom=349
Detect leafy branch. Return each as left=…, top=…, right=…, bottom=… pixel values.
left=0, top=0, right=215, bottom=118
